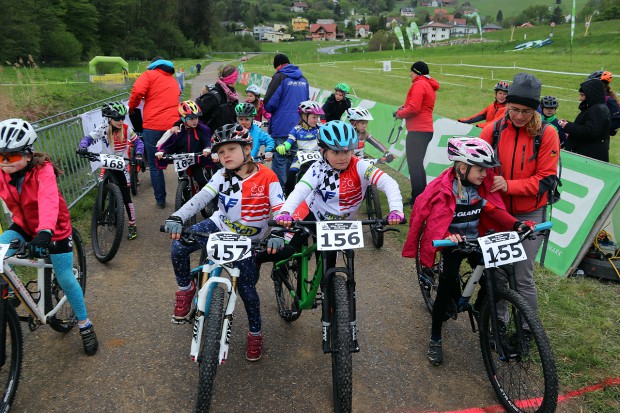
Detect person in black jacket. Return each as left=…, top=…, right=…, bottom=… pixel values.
left=321, top=83, right=352, bottom=122
left=195, top=64, right=238, bottom=132
left=559, top=79, right=611, bottom=162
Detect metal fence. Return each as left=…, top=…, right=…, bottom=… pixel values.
left=32, top=92, right=129, bottom=128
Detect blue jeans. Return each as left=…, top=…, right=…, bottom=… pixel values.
left=271, top=136, right=293, bottom=189
left=143, top=129, right=167, bottom=205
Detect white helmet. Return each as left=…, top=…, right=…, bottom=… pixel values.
left=246, top=85, right=261, bottom=95
left=346, top=107, right=374, bottom=121
left=0, top=118, right=37, bottom=153
left=447, top=136, right=500, bottom=168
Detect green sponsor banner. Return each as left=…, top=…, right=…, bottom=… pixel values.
left=394, top=26, right=406, bottom=50
left=405, top=27, right=414, bottom=50
left=247, top=73, right=620, bottom=275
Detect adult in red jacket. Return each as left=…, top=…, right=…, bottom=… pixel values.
left=395, top=61, right=440, bottom=206
left=458, top=81, right=510, bottom=128
left=479, top=72, right=560, bottom=319
left=129, top=57, right=181, bottom=208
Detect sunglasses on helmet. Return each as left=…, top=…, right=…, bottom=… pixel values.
left=0, top=153, right=25, bottom=163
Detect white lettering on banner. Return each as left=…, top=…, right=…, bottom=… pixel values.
left=549, top=168, right=603, bottom=249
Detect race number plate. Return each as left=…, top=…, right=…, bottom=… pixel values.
left=316, top=221, right=364, bottom=251
left=297, top=151, right=321, bottom=165
left=99, top=154, right=126, bottom=171
left=0, top=244, right=9, bottom=272
left=173, top=154, right=195, bottom=172
left=206, top=232, right=252, bottom=264
left=478, top=231, right=527, bottom=268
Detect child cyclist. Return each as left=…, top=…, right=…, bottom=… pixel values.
left=234, top=103, right=275, bottom=162
left=346, top=107, right=395, bottom=162
left=163, top=124, right=284, bottom=361
left=538, top=96, right=567, bottom=148
left=458, top=81, right=510, bottom=128
left=401, top=137, right=535, bottom=366
left=0, top=119, right=98, bottom=355
left=155, top=100, right=215, bottom=188
left=271, top=121, right=405, bottom=263
left=322, top=83, right=352, bottom=122
left=276, top=100, right=324, bottom=195
left=245, top=85, right=271, bottom=124
left=78, top=101, right=144, bottom=240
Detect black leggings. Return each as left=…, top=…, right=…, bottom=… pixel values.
left=110, top=170, right=135, bottom=224
left=405, top=131, right=433, bottom=204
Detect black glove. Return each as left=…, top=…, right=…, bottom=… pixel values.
left=29, top=230, right=52, bottom=258
left=392, top=111, right=398, bottom=118
left=77, top=148, right=88, bottom=156
left=383, top=152, right=395, bottom=163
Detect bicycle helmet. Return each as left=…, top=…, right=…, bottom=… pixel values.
left=101, top=101, right=128, bottom=118
left=335, top=83, right=350, bottom=94
left=447, top=136, right=500, bottom=168
left=0, top=118, right=37, bottom=153
left=494, top=81, right=510, bottom=92
left=346, top=107, right=374, bottom=121
left=298, top=100, right=324, bottom=115
left=246, top=85, right=261, bottom=95
left=211, top=123, right=252, bottom=153
left=318, top=120, right=358, bottom=151
left=235, top=102, right=257, bottom=118
left=540, top=95, right=559, bottom=108
left=587, top=70, right=613, bottom=83
left=178, top=100, right=202, bottom=118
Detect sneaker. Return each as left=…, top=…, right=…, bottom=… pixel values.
left=157, top=201, right=166, bottom=209
left=127, top=224, right=138, bottom=240
left=80, top=324, right=99, bottom=356
left=173, top=282, right=196, bottom=321
left=427, top=339, right=443, bottom=366
left=246, top=332, right=263, bottom=361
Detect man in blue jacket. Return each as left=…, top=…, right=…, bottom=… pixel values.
left=263, top=54, right=309, bottom=188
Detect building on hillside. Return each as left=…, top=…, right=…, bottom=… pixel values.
left=450, top=17, right=466, bottom=25
left=386, top=17, right=404, bottom=28
left=419, top=21, right=452, bottom=43
left=310, top=23, right=337, bottom=40
left=253, top=25, right=274, bottom=41
left=450, top=24, right=478, bottom=37
left=292, top=17, right=310, bottom=31
left=420, top=1, right=431, bottom=6
left=400, top=7, right=416, bottom=17
left=265, top=31, right=292, bottom=42
left=442, top=0, right=457, bottom=5
left=316, top=19, right=336, bottom=24
left=274, top=23, right=288, bottom=32
left=482, top=23, right=503, bottom=32
left=290, top=2, right=308, bottom=13
left=518, top=22, right=535, bottom=28
left=235, top=29, right=254, bottom=37
left=355, top=24, right=371, bottom=38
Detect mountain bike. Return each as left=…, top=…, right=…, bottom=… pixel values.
left=429, top=222, right=558, bottom=413
left=284, top=150, right=320, bottom=196
left=362, top=156, right=394, bottom=249
left=77, top=151, right=126, bottom=263
left=269, top=218, right=401, bottom=413
left=128, top=144, right=145, bottom=196
left=0, top=227, right=87, bottom=411
left=161, top=227, right=264, bottom=413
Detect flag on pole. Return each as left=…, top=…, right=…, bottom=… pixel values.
left=394, top=26, right=406, bottom=50
left=571, top=0, right=576, bottom=46
left=405, top=27, right=414, bottom=50
left=469, top=12, right=483, bottom=38
left=410, top=22, right=421, bottom=45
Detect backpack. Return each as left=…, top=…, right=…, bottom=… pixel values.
left=195, top=84, right=228, bottom=130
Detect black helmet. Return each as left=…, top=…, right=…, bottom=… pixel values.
left=211, top=123, right=252, bottom=153
left=540, top=95, right=559, bottom=108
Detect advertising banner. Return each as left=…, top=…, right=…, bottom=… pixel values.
left=394, top=26, right=406, bottom=50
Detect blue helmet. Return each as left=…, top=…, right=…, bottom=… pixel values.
left=318, top=121, right=358, bottom=151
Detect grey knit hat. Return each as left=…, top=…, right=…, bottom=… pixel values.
left=506, top=72, right=542, bottom=109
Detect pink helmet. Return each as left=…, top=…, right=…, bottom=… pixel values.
left=298, top=100, right=324, bottom=115
left=447, top=136, right=500, bottom=168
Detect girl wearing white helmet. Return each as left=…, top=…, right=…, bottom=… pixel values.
left=402, top=136, right=534, bottom=367
left=346, top=107, right=395, bottom=162
left=245, top=85, right=272, bottom=123
left=0, top=118, right=98, bottom=355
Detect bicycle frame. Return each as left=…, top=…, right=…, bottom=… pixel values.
left=274, top=242, right=321, bottom=311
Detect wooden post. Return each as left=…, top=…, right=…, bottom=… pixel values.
left=510, top=26, right=515, bottom=42
left=584, top=15, right=593, bottom=37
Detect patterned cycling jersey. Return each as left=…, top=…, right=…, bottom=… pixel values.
left=287, top=125, right=320, bottom=151
left=173, top=164, right=284, bottom=240
left=81, top=123, right=143, bottom=156
left=448, top=181, right=487, bottom=239
left=283, top=157, right=403, bottom=220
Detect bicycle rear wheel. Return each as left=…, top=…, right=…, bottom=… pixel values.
left=331, top=275, right=352, bottom=413
left=195, top=285, right=226, bottom=413
left=175, top=179, right=196, bottom=226
left=0, top=302, right=22, bottom=412
left=91, top=182, right=125, bottom=263
left=479, top=288, right=558, bottom=413
left=129, top=146, right=139, bottom=196
left=45, top=227, right=87, bottom=333
left=365, top=185, right=384, bottom=248
left=272, top=258, right=301, bottom=322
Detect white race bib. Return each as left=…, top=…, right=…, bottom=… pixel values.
left=478, top=231, right=527, bottom=268
left=297, top=151, right=321, bottom=165
left=316, top=221, right=364, bottom=251
left=173, top=154, right=196, bottom=172
left=206, top=232, right=252, bottom=264
left=99, top=154, right=126, bottom=171
left=0, top=244, right=9, bottom=272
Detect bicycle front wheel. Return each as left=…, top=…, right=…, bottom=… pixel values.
left=479, top=288, right=558, bottom=413
left=331, top=275, right=352, bottom=413
left=365, top=185, right=384, bottom=248
left=272, top=258, right=301, bottom=322
left=0, top=303, right=22, bottom=412
left=195, top=285, right=226, bottom=413
left=91, top=182, right=125, bottom=263
left=45, top=227, right=87, bottom=333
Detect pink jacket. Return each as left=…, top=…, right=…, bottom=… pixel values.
left=402, top=167, right=517, bottom=267
left=396, top=75, right=440, bottom=132
left=0, top=162, right=72, bottom=240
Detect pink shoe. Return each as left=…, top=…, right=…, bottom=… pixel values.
left=173, top=282, right=196, bottom=321
left=246, top=332, right=262, bottom=361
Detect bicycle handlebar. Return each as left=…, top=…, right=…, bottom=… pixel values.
left=159, top=226, right=266, bottom=250
left=4, top=239, right=49, bottom=259
left=267, top=217, right=406, bottom=234
left=431, top=222, right=553, bottom=248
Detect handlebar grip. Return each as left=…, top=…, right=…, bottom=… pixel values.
left=534, top=221, right=553, bottom=232
left=433, top=239, right=457, bottom=247
left=159, top=225, right=166, bottom=232
left=268, top=220, right=278, bottom=227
